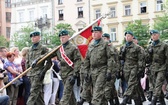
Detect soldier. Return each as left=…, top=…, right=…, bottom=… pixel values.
left=102, top=33, right=120, bottom=105
left=26, top=31, right=52, bottom=105
left=83, top=26, right=116, bottom=105
left=133, top=36, right=146, bottom=103
left=146, top=30, right=168, bottom=105
left=119, top=31, right=144, bottom=105
left=48, top=30, right=82, bottom=105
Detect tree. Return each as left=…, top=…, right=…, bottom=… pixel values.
left=50, top=23, right=75, bottom=47
left=125, top=20, right=150, bottom=48
left=153, top=0, right=168, bottom=41
left=0, top=35, right=9, bottom=47
left=11, top=24, right=34, bottom=50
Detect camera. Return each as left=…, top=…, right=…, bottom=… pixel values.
left=0, top=68, right=7, bottom=79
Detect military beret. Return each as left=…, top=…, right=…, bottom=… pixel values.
left=125, top=31, right=133, bottom=36
left=150, top=30, right=159, bottom=35
left=59, top=30, right=69, bottom=37
left=91, top=26, right=102, bottom=32
left=30, top=31, right=40, bottom=37
left=102, top=33, right=110, bottom=38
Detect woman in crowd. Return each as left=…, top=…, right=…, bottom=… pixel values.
left=20, top=47, right=31, bottom=105
left=3, top=52, right=20, bottom=105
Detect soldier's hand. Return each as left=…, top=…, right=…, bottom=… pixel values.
left=106, top=72, right=112, bottom=81
left=137, top=70, right=144, bottom=78
left=85, top=74, right=91, bottom=83
left=69, top=75, right=76, bottom=85
left=31, top=59, right=38, bottom=68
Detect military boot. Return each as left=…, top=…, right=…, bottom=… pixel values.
left=77, top=98, right=85, bottom=105
left=113, top=97, right=120, bottom=105
left=158, top=97, right=166, bottom=105
left=109, top=99, right=114, bottom=105
left=165, top=92, right=168, bottom=99
left=120, top=95, right=129, bottom=105
left=134, top=98, right=142, bottom=105
left=150, top=97, right=157, bottom=105
left=147, top=91, right=153, bottom=101
left=126, top=98, right=132, bottom=104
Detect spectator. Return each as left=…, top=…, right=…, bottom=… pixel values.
left=20, top=47, right=31, bottom=105
left=3, top=52, right=21, bottom=105
left=0, top=95, right=9, bottom=105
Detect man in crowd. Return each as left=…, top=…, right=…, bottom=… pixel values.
left=83, top=26, right=116, bottom=105
left=146, top=30, right=168, bottom=105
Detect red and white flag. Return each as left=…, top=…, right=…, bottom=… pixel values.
left=72, top=17, right=103, bottom=59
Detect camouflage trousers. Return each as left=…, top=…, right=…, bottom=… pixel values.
left=91, top=72, right=108, bottom=105
left=60, top=76, right=76, bottom=105
left=80, top=79, right=92, bottom=102
left=27, top=76, right=44, bottom=105
left=151, top=71, right=165, bottom=97
left=104, top=79, right=118, bottom=101
left=123, top=70, right=139, bottom=99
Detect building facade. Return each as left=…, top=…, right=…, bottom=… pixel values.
left=10, top=0, right=53, bottom=44
left=0, top=0, right=11, bottom=40
left=54, top=0, right=90, bottom=32
left=90, top=0, right=165, bottom=46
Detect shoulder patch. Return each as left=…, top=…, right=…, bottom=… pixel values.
left=108, top=43, right=111, bottom=46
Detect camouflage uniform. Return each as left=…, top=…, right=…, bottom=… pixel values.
left=83, top=38, right=116, bottom=105
left=146, top=40, right=168, bottom=104
left=119, top=42, right=144, bottom=104
left=104, top=44, right=120, bottom=105
left=26, top=42, right=51, bottom=105
left=48, top=41, right=81, bottom=105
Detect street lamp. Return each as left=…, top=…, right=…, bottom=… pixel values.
left=35, top=14, right=50, bottom=42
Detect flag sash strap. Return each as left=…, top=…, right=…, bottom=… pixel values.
left=60, top=46, right=74, bottom=68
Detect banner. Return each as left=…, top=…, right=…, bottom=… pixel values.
left=72, top=18, right=102, bottom=58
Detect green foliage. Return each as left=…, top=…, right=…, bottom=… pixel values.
left=11, top=24, right=34, bottom=50
left=152, top=0, right=168, bottom=41
left=0, top=35, right=9, bottom=47
left=125, top=20, right=150, bottom=48
left=50, top=23, right=75, bottom=47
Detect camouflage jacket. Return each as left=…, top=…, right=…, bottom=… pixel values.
left=56, top=42, right=81, bottom=79
left=146, top=41, right=168, bottom=72
left=47, top=42, right=81, bottom=79
left=119, top=42, right=144, bottom=73
left=83, top=38, right=116, bottom=75
left=26, top=43, right=50, bottom=76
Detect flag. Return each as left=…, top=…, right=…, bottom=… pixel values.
left=72, top=18, right=102, bottom=59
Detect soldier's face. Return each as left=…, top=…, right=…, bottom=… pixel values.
left=102, top=37, right=110, bottom=42
left=125, top=34, right=133, bottom=42
left=60, top=35, right=70, bottom=44
left=151, top=33, right=159, bottom=41
left=133, top=39, right=138, bottom=44
left=92, top=31, right=102, bottom=40
left=31, top=36, right=41, bottom=44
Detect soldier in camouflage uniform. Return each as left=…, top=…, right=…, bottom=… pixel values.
left=49, top=30, right=82, bottom=105
left=26, top=31, right=51, bottom=105
left=102, top=33, right=120, bottom=105
left=83, top=26, right=116, bottom=105
left=146, top=30, right=168, bottom=105
left=119, top=31, right=144, bottom=105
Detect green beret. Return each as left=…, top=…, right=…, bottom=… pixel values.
left=91, top=26, right=102, bottom=32
left=59, top=30, right=69, bottom=37
left=102, top=33, right=110, bottom=38
left=125, top=31, right=133, bottom=36
left=30, top=31, right=40, bottom=37
left=150, top=30, right=159, bottom=35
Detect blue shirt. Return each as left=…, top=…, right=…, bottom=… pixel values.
left=3, top=60, right=18, bottom=83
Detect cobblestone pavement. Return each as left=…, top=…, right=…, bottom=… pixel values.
left=83, top=97, right=168, bottom=105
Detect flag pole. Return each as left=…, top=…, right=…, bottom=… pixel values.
left=0, top=14, right=109, bottom=92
